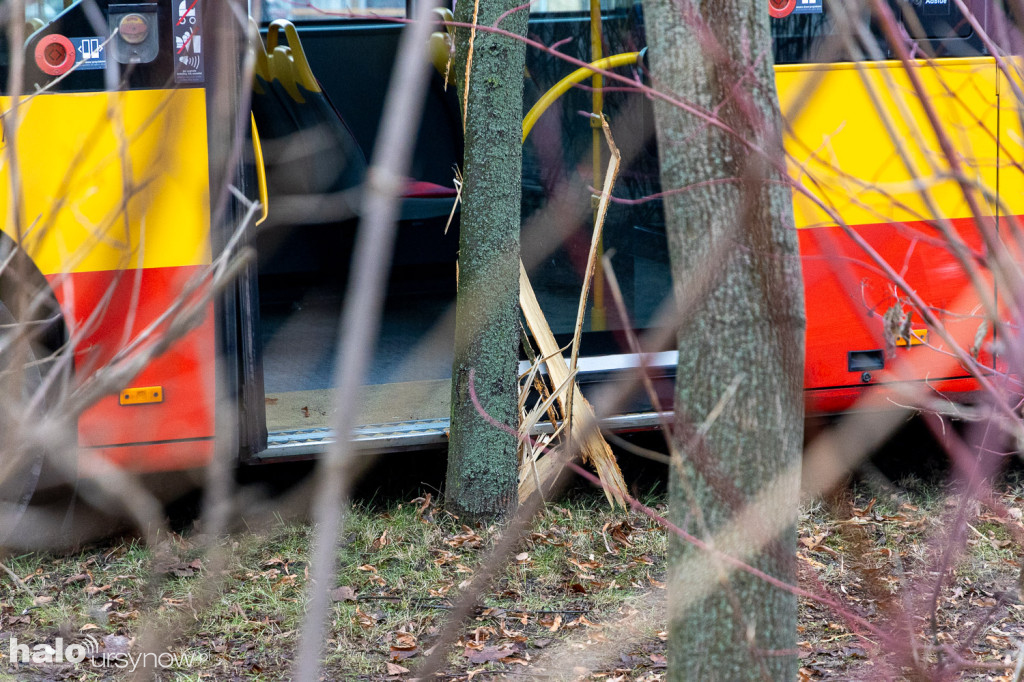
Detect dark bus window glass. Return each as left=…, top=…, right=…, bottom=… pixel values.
left=259, top=0, right=405, bottom=22
left=771, top=8, right=851, bottom=64
left=897, top=0, right=972, bottom=40
left=771, top=0, right=979, bottom=64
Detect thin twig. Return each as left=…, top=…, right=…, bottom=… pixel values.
left=0, top=560, right=35, bottom=599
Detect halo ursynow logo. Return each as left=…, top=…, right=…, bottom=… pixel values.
left=6, top=635, right=206, bottom=670
left=8, top=634, right=100, bottom=664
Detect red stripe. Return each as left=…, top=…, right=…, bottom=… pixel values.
left=47, top=265, right=216, bottom=451
left=800, top=215, right=990, bottom=411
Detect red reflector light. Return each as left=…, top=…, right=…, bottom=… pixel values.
left=35, top=35, right=76, bottom=76
left=769, top=0, right=796, bottom=18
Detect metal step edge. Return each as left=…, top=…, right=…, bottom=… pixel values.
left=257, top=410, right=670, bottom=460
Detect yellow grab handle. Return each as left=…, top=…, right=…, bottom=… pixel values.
left=250, top=115, right=269, bottom=226
left=266, top=19, right=319, bottom=94
left=522, top=52, right=639, bottom=144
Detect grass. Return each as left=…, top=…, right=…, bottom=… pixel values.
left=796, top=477, right=1024, bottom=679
left=0, top=490, right=668, bottom=680
left=7, top=474, right=1024, bottom=680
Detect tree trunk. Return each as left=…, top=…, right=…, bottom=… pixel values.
left=641, top=1, right=805, bottom=679
left=445, top=1, right=529, bottom=520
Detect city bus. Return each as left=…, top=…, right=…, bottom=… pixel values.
left=0, top=0, right=1013, bottom=496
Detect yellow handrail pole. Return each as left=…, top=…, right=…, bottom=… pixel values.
left=520, top=51, right=639, bottom=329
left=589, top=0, right=606, bottom=329
left=522, top=52, right=639, bottom=143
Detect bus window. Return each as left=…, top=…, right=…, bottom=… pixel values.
left=529, top=0, right=632, bottom=14
left=897, top=0, right=973, bottom=41
left=771, top=7, right=852, bottom=64
left=771, top=0, right=982, bottom=64
left=26, top=0, right=64, bottom=24
left=259, top=0, right=406, bottom=22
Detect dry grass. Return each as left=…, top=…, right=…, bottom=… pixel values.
left=0, top=489, right=667, bottom=680
left=3, top=468, right=1024, bottom=680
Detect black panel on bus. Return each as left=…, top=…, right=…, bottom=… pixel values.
left=771, top=0, right=982, bottom=65
left=3, top=0, right=180, bottom=94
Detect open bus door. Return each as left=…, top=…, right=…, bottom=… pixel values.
left=240, top=0, right=1006, bottom=463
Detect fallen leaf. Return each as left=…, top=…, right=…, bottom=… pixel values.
left=799, top=533, right=829, bottom=551
left=412, top=493, right=433, bottom=517
left=330, top=586, right=357, bottom=602
left=608, top=520, right=634, bottom=548
left=447, top=528, right=484, bottom=549
left=464, top=645, right=517, bottom=664
left=353, top=607, right=378, bottom=630
left=164, top=559, right=203, bottom=578
left=390, top=645, right=418, bottom=661
left=394, top=632, right=417, bottom=648
left=102, top=634, right=132, bottom=656
left=108, top=610, right=139, bottom=622
left=386, top=662, right=410, bottom=675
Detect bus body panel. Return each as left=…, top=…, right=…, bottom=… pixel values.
left=0, top=89, right=211, bottom=273
left=6, top=8, right=1018, bottom=470
left=1, top=88, right=216, bottom=457
left=52, top=266, right=216, bottom=448
left=778, top=58, right=999, bottom=409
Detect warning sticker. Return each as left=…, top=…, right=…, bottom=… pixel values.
left=173, top=0, right=204, bottom=84
left=71, top=37, right=106, bottom=70
left=794, top=0, right=823, bottom=14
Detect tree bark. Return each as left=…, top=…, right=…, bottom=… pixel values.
left=641, top=1, right=805, bottom=679
left=445, top=0, right=529, bottom=520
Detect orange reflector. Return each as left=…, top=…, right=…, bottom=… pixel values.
left=896, top=329, right=928, bottom=347
left=120, top=386, right=163, bottom=405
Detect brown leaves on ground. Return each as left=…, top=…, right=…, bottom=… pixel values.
left=446, top=525, right=484, bottom=549
left=329, top=585, right=357, bottom=602
left=798, top=485, right=1024, bottom=680
left=390, top=631, right=419, bottom=660
left=464, top=642, right=522, bottom=664
left=0, top=496, right=668, bottom=681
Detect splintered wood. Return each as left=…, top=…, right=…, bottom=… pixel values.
left=518, top=116, right=627, bottom=508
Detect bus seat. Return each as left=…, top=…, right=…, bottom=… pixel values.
left=269, top=45, right=305, bottom=104
left=403, top=180, right=457, bottom=199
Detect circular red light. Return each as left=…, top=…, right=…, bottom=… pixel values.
left=35, top=35, right=75, bottom=76
left=769, top=0, right=797, bottom=18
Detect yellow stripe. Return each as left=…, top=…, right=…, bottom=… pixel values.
left=0, top=88, right=211, bottom=274
left=777, top=58, right=1000, bottom=229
